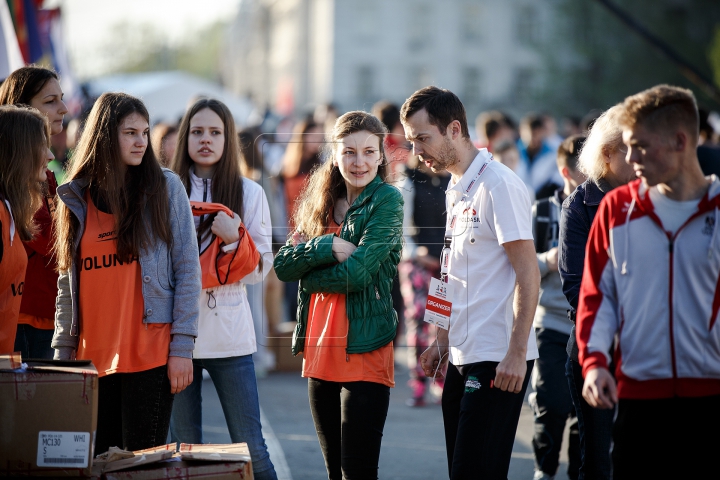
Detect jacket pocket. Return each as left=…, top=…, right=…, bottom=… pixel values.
left=155, top=244, right=172, bottom=291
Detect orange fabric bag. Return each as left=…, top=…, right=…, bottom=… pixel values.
left=190, top=201, right=260, bottom=289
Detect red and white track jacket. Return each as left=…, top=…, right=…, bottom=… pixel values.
left=577, top=177, right=720, bottom=399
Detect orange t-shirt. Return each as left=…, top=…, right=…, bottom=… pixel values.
left=76, top=194, right=170, bottom=377
left=0, top=201, right=28, bottom=353
left=18, top=313, right=53, bottom=330
left=301, top=218, right=394, bottom=387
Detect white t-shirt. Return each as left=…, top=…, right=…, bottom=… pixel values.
left=649, top=186, right=700, bottom=236
left=445, top=150, right=539, bottom=365
left=189, top=170, right=273, bottom=359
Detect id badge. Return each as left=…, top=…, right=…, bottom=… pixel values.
left=424, top=277, right=453, bottom=330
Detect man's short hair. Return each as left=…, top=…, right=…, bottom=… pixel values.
left=401, top=86, right=470, bottom=139
left=372, top=100, right=401, bottom=132
left=618, top=85, right=699, bottom=143
left=557, top=134, right=586, bottom=172
left=476, top=110, right=506, bottom=141
left=520, top=113, right=545, bottom=132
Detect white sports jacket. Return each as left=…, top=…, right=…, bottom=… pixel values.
left=577, top=177, right=720, bottom=399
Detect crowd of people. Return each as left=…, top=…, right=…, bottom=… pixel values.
left=1, top=63, right=719, bottom=480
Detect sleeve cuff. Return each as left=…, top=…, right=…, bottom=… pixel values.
left=54, top=346, right=75, bottom=360
left=169, top=333, right=195, bottom=359
left=222, top=241, right=239, bottom=253
left=581, top=351, right=609, bottom=377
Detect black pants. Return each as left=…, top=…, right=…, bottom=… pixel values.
left=96, top=365, right=174, bottom=455
left=442, top=360, right=533, bottom=480
left=532, top=328, right=580, bottom=479
left=308, top=378, right=390, bottom=480
left=566, top=358, right=613, bottom=480
left=14, top=324, right=54, bottom=360
left=613, top=395, right=720, bottom=479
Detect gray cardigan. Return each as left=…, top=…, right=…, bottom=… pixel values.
left=52, top=169, right=201, bottom=359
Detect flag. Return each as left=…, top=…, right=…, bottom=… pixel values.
left=0, top=0, right=23, bottom=79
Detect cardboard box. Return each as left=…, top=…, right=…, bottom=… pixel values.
left=268, top=321, right=302, bottom=372
left=0, top=356, right=99, bottom=477
left=103, top=456, right=253, bottom=480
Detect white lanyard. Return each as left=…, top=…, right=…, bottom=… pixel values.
left=440, top=160, right=490, bottom=281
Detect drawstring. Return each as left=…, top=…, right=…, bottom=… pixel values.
left=710, top=207, right=719, bottom=260
left=621, top=197, right=636, bottom=276
left=207, top=290, right=216, bottom=309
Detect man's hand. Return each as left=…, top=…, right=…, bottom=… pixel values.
left=494, top=350, right=527, bottom=393
left=332, top=237, right=357, bottom=263
left=582, top=367, right=617, bottom=409
left=211, top=211, right=242, bottom=245
left=545, top=247, right=558, bottom=272
left=167, top=356, right=193, bottom=394
left=420, top=329, right=449, bottom=379
left=420, top=341, right=449, bottom=379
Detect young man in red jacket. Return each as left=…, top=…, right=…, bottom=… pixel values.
left=577, top=85, right=720, bottom=478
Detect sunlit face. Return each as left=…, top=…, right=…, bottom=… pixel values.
left=403, top=108, right=459, bottom=174
left=118, top=112, right=149, bottom=168
left=188, top=108, right=225, bottom=176
left=622, top=123, right=679, bottom=188
left=29, top=78, right=67, bottom=136
left=335, top=130, right=382, bottom=195
left=604, top=144, right=635, bottom=186
left=37, top=143, right=54, bottom=182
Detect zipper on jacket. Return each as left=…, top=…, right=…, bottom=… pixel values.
left=667, top=236, right=678, bottom=381
left=374, top=285, right=380, bottom=300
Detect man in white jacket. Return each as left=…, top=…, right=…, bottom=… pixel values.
left=578, top=85, right=720, bottom=479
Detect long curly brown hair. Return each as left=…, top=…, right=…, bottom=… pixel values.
left=293, top=111, right=388, bottom=239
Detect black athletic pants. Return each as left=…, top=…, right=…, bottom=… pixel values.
left=308, top=378, right=390, bottom=480
left=613, top=395, right=720, bottom=479
left=95, top=365, right=174, bottom=455
left=442, top=360, right=533, bottom=480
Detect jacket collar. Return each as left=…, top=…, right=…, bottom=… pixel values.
left=583, top=178, right=611, bottom=206
left=630, top=174, right=720, bottom=215
left=57, top=176, right=90, bottom=215
left=348, top=175, right=384, bottom=210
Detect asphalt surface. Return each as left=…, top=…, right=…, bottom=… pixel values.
left=199, top=348, right=573, bottom=480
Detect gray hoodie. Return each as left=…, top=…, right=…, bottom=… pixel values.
left=52, top=169, right=201, bottom=359
left=532, top=192, right=573, bottom=335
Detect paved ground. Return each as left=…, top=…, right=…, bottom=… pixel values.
left=200, top=349, right=573, bottom=480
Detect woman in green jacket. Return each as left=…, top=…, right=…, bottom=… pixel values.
left=274, top=111, right=403, bottom=480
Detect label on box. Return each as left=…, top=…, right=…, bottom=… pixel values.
left=37, top=431, right=90, bottom=468
left=423, top=277, right=453, bottom=330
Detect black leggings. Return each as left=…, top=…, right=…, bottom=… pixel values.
left=308, top=378, right=390, bottom=480
left=95, top=365, right=174, bottom=455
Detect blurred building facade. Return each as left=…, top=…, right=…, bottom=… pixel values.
left=222, top=0, right=554, bottom=119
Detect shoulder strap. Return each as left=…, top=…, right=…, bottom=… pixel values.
left=533, top=198, right=551, bottom=253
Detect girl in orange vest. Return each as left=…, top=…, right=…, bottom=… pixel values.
left=52, top=93, right=201, bottom=454
left=169, top=99, right=277, bottom=480
left=0, top=66, right=68, bottom=360
left=0, top=105, right=54, bottom=353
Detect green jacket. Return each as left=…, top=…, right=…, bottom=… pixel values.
left=274, top=176, right=404, bottom=356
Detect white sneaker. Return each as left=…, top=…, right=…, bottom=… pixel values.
left=533, top=470, right=554, bottom=480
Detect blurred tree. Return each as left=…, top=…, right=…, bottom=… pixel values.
left=710, top=25, right=720, bottom=89
left=538, top=0, right=720, bottom=116
left=96, top=21, right=228, bottom=80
